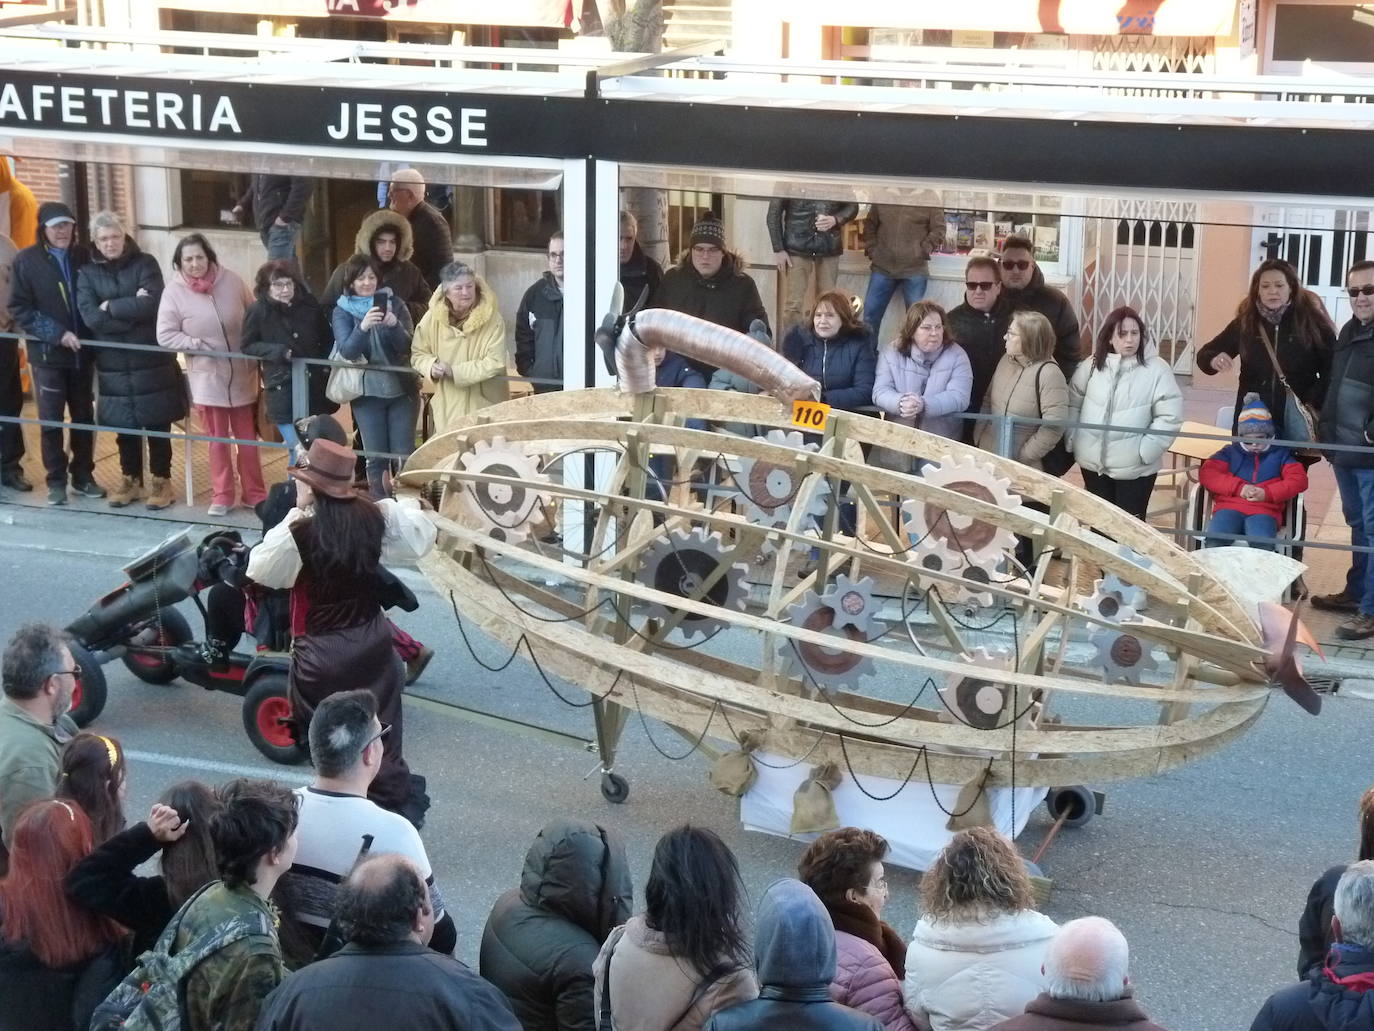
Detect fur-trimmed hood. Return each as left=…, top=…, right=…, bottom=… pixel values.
left=355, top=208, right=415, bottom=264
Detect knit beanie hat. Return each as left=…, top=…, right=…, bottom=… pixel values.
left=1237, top=392, right=1275, bottom=437
left=689, top=214, right=726, bottom=249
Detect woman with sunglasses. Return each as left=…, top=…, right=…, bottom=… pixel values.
left=247, top=436, right=436, bottom=827
left=1196, top=259, right=1335, bottom=451
left=1067, top=306, right=1183, bottom=521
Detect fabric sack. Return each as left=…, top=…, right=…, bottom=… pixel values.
left=709, top=729, right=764, bottom=797
left=790, top=761, right=844, bottom=834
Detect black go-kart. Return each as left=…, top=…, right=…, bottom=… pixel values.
left=64, top=529, right=307, bottom=764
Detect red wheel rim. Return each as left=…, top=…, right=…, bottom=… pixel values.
left=69, top=681, right=83, bottom=713
left=131, top=628, right=176, bottom=669
left=255, top=696, right=294, bottom=748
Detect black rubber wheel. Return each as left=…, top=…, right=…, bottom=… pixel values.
left=242, top=674, right=309, bottom=766
left=600, top=772, right=630, bottom=804
left=67, top=641, right=108, bottom=728
left=1045, top=785, right=1096, bottom=828
left=121, top=607, right=193, bottom=685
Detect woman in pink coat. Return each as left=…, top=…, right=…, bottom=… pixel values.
left=799, top=827, right=916, bottom=1031
left=156, top=233, right=263, bottom=515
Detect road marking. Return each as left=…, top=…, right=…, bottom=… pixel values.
left=125, top=748, right=311, bottom=783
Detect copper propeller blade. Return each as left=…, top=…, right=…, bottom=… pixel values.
left=1258, top=601, right=1324, bottom=716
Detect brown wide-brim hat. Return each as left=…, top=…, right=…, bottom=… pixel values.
left=294, top=438, right=359, bottom=500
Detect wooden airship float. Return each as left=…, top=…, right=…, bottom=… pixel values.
left=397, top=303, right=1321, bottom=865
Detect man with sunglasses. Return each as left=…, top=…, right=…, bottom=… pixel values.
left=278, top=689, right=455, bottom=957
left=947, top=254, right=1011, bottom=443
left=1317, top=261, right=1374, bottom=639
left=0, top=622, right=79, bottom=864
left=998, top=235, right=1082, bottom=379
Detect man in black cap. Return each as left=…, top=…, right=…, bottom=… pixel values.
left=651, top=213, right=768, bottom=377
left=8, top=201, right=103, bottom=505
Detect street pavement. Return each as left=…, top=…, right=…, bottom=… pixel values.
left=0, top=500, right=1367, bottom=1031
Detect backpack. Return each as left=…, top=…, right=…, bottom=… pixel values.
left=90, top=883, right=278, bottom=1031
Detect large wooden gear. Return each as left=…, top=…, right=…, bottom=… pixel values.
left=399, top=367, right=1319, bottom=808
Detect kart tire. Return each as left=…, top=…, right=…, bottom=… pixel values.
left=121, top=607, right=193, bottom=685
left=67, top=641, right=108, bottom=728
left=242, top=674, right=309, bottom=765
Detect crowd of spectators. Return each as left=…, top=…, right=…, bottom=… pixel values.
left=4, top=621, right=1373, bottom=1031
left=9, top=189, right=1373, bottom=606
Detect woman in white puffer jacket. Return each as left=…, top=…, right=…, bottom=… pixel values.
left=903, top=828, right=1057, bottom=1031
left=1067, top=305, right=1183, bottom=521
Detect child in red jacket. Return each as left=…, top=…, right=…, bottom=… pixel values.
left=1199, top=393, right=1308, bottom=550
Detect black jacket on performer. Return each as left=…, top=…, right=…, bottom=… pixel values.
left=10, top=238, right=89, bottom=368
left=947, top=299, right=1013, bottom=441
left=1002, top=267, right=1081, bottom=380
left=1199, top=307, right=1335, bottom=439
left=479, top=820, right=633, bottom=1031
left=766, top=199, right=859, bottom=258
left=1250, top=942, right=1374, bottom=1031
left=257, top=940, right=519, bottom=1031
left=652, top=253, right=769, bottom=377
left=619, top=242, right=663, bottom=312
left=238, top=174, right=313, bottom=234
left=242, top=277, right=338, bottom=425
left=76, top=238, right=186, bottom=430
left=515, top=271, right=563, bottom=393
left=704, top=879, right=881, bottom=1031
left=1319, top=317, right=1374, bottom=470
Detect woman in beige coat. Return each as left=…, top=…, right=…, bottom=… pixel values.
left=155, top=233, right=261, bottom=516
left=974, top=310, right=1069, bottom=470
left=593, top=826, right=758, bottom=1031
left=409, top=262, right=508, bottom=436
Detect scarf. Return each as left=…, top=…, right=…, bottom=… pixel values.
left=1325, top=943, right=1374, bottom=993
left=1256, top=299, right=1291, bottom=327
left=337, top=293, right=375, bottom=320
left=186, top=264, right=219, bottom=294
left=827, top=897, right=908, bottom=979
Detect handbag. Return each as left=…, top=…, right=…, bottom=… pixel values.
left=1034, top=363, right=1074, bottom=477
left=325, top=342, right=366, bottom=405
left=1257, top=323, right=1321, bottom=457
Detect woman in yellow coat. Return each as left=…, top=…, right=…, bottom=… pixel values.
left=410, top=261, right=509, bottom=434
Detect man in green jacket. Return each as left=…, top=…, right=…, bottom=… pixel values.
left=0, top=622, right=78, bottom=858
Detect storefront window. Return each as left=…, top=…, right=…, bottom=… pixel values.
left=1272, top=4, right=1374, bottom=63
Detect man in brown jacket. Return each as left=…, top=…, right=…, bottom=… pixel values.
left=989, top=917, right=1168, bottom=1030
left=862, top=202, right=945, bottom=339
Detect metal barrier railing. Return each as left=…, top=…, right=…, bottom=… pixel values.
left=2, top=333, right=1370, bottom=569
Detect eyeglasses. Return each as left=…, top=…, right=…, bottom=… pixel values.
left=54, top=665, right=81, bottom=679
left=362, top=722, right=392, bottom=752
left=965, top=281, right=997, bottom=291
left=1348, top=285, right=1374, bottom=298
left=1000, top=259, right=1031, bottom=271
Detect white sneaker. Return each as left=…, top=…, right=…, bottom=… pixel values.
left=206, top=502, right=230, bottom=517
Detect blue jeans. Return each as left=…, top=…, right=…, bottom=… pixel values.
left=1335, top=464, right=1374, bottom=613
left=352, top=393, right=417, bottom=499
left=1204, top=508, right=1278, bottom=551
left=262, top=221, right=301, bottom=261
left=275, top=422, right=302, bottom=466
left=863, top=271, right=928, bottom=333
